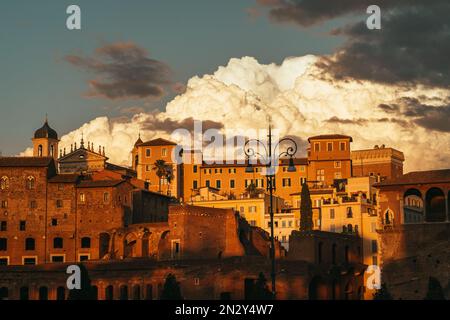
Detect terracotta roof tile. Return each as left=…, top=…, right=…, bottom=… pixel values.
left=137, top=138, right=177, bottom=147
left=376, top=169, right=450, bottom=186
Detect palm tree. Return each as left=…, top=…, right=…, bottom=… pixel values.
left=153, top=160, right=169, bottom=193
left=165, top=167, right=174, bottom=196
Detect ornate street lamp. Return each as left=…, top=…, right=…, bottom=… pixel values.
left=243, top=118, right=297, bottom=299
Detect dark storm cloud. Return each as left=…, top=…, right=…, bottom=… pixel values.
left=325, top=116, right=368, bottom=125
left=256, top=0, right=402, bottom=27
left=65, top=42, right=172, bottom=100
left=378, top=97, right=450, bottom=132
left=142, top=116, right=224, bottom=134
left=257, top=0, right=450, bottom=88
left=320, top=2, right=450, bottom=87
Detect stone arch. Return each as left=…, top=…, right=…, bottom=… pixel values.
left=105, top=285, right=114, bottom=300
left=308, top=276, right=329, bottom=300
left=132, top=284, right=141, bottom=300
left=383, top=208, right=394, bottom=226
left=20, top=286, right=29, bottom=300
left=124, top=232, right=138, bottom=258
left=404, top=188, right=424, bottom=223
left=119, top=285, right=128, bottom=300
left=56, top=286, right=65, bottom=300
left=425, top=188, right=446, bottom=222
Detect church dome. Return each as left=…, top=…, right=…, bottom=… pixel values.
left=34, top=120, right=58, bottom=140
left=134, top=135, right=143, bottom=147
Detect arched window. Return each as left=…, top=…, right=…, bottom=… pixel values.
left=79, top=193, right=85, bottom=203
left=25, top=238, right=35, bottom=251
left=38, top=145, right=43, bottom=157
left=39, top=286, right=48, bottom=300
left=81, top=237, right=91, bottom=248
left=346, top=207, right=353, bottom=218
left=0, top=177, right=9, bottom=190
left=0, top=287, right=8, bottom=300
left=120, top=285, right=128, bottom=300
left=105, top=285, right=114, bottom=300
left=347, top=224, right=353, bottom=233
left=56, top=287, right=65, bottom=300
left=53, top=237, right=63, bottom=249
left=20, top=287, right=29, bottom=300
left=425, top=188, right=446, bottom=222
left=134, top=155, right=139, bottom=168
left=50, top=145, right=54, bottom=157
left=132, top=285, right=141, bottom=300
left=26, top=176, right=35, bottom=190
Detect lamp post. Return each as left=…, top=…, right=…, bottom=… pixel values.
left=243, top=118, right=297, bottom=299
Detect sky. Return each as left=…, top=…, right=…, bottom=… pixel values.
left=1, top=0, right=449, bottom=172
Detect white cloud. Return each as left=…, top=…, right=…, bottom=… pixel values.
left=21, top=55, right=450, bottom=172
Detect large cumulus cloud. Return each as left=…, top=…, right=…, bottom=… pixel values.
left=21, top=55, right=449, bottom=172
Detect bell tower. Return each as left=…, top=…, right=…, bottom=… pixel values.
left=32, top=116, right=59, bottom=161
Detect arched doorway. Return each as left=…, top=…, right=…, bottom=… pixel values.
left=38, top=286, right=48, bottom=300
left=425, top=188, right=446, bottom=222
left=404, top=188, right=424, bottom=223
left=56, top=286, right=65, bottom=300
left=105, top=285, right=114, bottom=300
left=124, top=233, right=137, bottom=258
left=120, top=285, right=128, bottom=300
left=309, top=276, right=329, bottom=300
left=0, top=287, right=8, bottom=300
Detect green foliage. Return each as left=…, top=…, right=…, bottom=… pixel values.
left=160, top=273, right=183, bottom=300
left=300, top=183, right=313, bottom=231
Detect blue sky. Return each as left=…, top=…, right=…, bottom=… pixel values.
left=0, top=0, right=347, bottom=155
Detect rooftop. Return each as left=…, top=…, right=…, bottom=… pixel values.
left=308, top=134, right=353, bottom=142
left=0, top=157, right=54, bottom=167
left=137, top=138, right=177, bottom=147
left=375, top=169, right=450, bottom=186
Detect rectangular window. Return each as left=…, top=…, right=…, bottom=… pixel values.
left=216, top=180, right=221, bottom=189
left=205, top=180, right=210, bottom=188
left=282, top=221, right=286, bottom=228
left=51, top=219, right=58, bottom=226
left=0, top=200, right=7, bottom=209
left=23, top=257, right=37, bottom=265
left=146, top=165, right=151, bottom=172
left=282, top=178, right=291, bottom=187
left=80, top=193, right=85, bottom=203
left=340, top=142, right=346, bottom=151
left=161, top=148, right=167, bottom=157
left=371, top=240, right=378, bottom=253
left=314, top=142, right=320, bottom=152
left=19, top=220, right=26, bottom=231
left=274, top=221, right=278, bottom=228
left=334, top=161, right=341, bottom=168
left=56, top=200, right=63, bottom=208
left=0, top=257, right=8, bottom=265
left=193, top=165, right=197, bottom=173
left=334, top=172, right=342, bottom=179
left=249, top=206, right=257, bottom=213
left=30, top=200, right=37, bottom=209
left=79, top=255, right=89, bottom=262
left=330, top=209, right=335, bottom=219
left=288, top=221, right=293, bottom=228
left=282, top=235, right=287, bottom=242
left=146, top=149, right=151, bottom=157
left=327, top=142, right=333, bottom=151
left=103, top=192, right=110, bottom=203
left=230, top=180, right=235, bottom=188
left=300, top=177, right=307, bottom=185
left=0, top=221, right=6, bottom=231
left=0, top=238, right=7, bottom=251
left=51, top=255, right=65, bottom=263
left=171, top=240, right=181, bottom=260
left=193, top=180, right=198, bottom=189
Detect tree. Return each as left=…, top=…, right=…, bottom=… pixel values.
left=68, top=264, right=97, bottom=300
left=299, top=183, right=313, bottom=231
left=153, top=160, right=171, bottom=193
left=165, top=167, right=174, bottom=196
left=245, top=182, right=258, bottom=198
left=252, top=272, right=273, bottom=300
left=373, top=283, right=393, bottom=300
left=424, top=277, right=445, bottom=300
left=160, top=273, right=183, bottom=300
